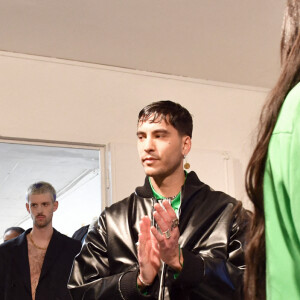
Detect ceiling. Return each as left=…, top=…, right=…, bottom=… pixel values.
left=0, top=0, right=285, bottom=88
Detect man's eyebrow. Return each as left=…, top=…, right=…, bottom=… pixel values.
left=152, top=129, right=169, bottom=134
left=136, top=129, right=169, bottom=136
left=136, top=130, right=145, bottom=136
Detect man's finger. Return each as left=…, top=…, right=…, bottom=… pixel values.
left=162, top=200, right=177, bottom=220
left=150, top=226, right=165, bottom=244
left=154, top=203, right=172, bottom=225
left=153, top=211, right=169, bottom=233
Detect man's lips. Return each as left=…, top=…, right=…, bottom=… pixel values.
left=142, top=156, right=158, bottom=163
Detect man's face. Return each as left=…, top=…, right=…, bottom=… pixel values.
left=26, top=193, right=58, bottom=229
left=137, top=117, right=190, bottom=179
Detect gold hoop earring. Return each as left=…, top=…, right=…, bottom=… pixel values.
left=184, top=155, right=190, bottom=170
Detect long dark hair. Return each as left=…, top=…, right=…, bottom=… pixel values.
left=244, top=1, right=300, bottom=299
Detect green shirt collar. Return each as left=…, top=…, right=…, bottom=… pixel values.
left=148, top=171, right=187, bottom=212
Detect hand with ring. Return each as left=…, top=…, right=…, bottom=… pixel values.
left=150, top=200, right=182, bottom=272
left=163, top=229, right=171, bottom=239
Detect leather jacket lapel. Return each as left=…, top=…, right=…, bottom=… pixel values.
left=13, top=231, right=32, bottom=294
left=39, top=229, right=61, bottom=281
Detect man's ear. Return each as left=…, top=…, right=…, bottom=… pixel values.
left=26, top=202, right=30, bottom=214
left=182, top=136, right=192, bottom=156
left=53, top=201, right=58, bottom=212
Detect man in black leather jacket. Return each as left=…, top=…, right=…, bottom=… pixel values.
left=68, top=101, right=249, bottom=300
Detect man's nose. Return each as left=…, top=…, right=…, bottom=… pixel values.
left=144, top=137, right=154, bottom=151
left=36, top=205, right=43, bottom=213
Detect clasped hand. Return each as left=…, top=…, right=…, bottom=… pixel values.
left=137, top=200, right=181, bottom=287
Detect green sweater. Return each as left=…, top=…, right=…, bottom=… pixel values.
left=264, top=82, right=300, bottom=299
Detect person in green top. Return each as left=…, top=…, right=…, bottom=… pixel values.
left=245, top=1, right=300, bottom=299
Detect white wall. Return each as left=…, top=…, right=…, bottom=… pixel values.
left=0, top=51, right=267, bottom=210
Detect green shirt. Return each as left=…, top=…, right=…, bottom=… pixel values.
left=264, top=82, right=300, bottom=299
left=148, top=172, right=188, bottom=215
left=149, top=180, right=181, bottom=214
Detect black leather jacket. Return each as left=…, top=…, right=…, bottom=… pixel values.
left=68, top=171, right=249, bottom=300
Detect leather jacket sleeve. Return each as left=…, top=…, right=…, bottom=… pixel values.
left=68, top=211, right=154, bottom=300
left=169, top=202, right=249, bottom=300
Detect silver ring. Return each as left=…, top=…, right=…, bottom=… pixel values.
left=163, top=229, right=171, bottom=239
left=171, top=218, right=179, bottom=230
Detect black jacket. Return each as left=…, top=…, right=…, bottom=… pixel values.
left=0, top=228, right=81, bottom=300
left=68, top=172, right=250, bottom=300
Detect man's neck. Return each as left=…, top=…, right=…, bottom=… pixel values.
left=31, top=225, right=53, bottom=243
left=150, top=170, right=186, bottom=198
